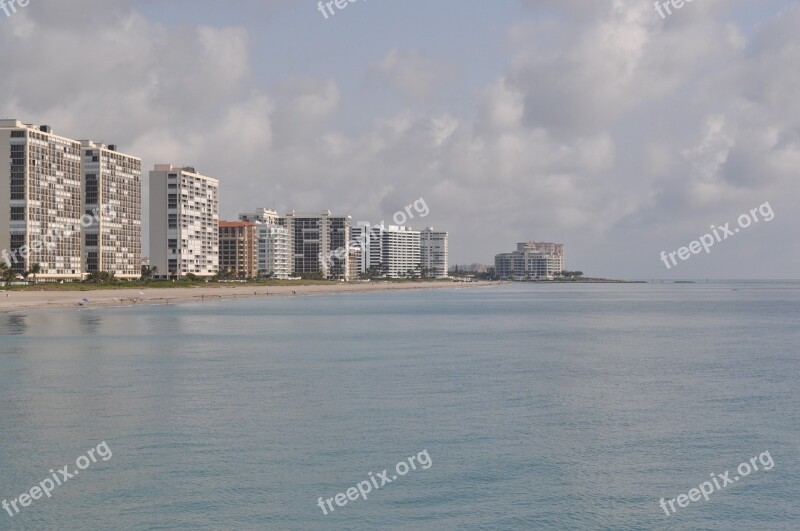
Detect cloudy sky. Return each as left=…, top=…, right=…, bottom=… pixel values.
left=2, top=0, right=798, bottom=279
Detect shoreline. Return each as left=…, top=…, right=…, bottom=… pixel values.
left=0, top=281, right=502, bottom=314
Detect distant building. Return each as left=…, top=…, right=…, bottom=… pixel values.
left=350, top=223, right=448, bottom=279
left=0, top=120, right=84, bottom=280
left=420, top=227, right=448, bottom=278
left=283, top=211, right=351, bottom=279
left=350, top=223, right=382, bottom=274
left=380, top=225, right=421, bottom=278
left=219, top=221, right=258, bottom=279
left=348, top=245, right=362, bottom=280
left=81, top=140, right=141, bottom=279
left=149, top=164, right=219, bottom=278
left=239, top=208, right=281, bottom=225
left=256, top=224, right=290, bottom=279
left=239, top=208, right=291, bottom=279
left=495, top=241, right=564, bottom=280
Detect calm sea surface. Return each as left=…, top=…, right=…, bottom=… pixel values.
left=0, top=282, right=798, bottom=530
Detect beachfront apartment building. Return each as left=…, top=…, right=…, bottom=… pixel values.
left=219, top=221, right=258, bottom=279
left=350, top=223, right=382, bottom=274
left=256, top=224, right=290, bottom=279
left=495, top=241, right=564, bottom=280
left=239, top=208, right=291, bottom=279
left=420, top=227, right=448, bottom=278
left=352, top=224, right=421, bottom=278
left=348, top=244, right=362, bottom=280
left=150, top=164, right=219, bottom=279
left=81, top=140, right=141, bottom=279
left=351, top=223, right=448, bottom=279
left=380, top=226, right=421, bottom=278
left=283, top=211, right=351, bottom=280
left=0, top=120, right=84, bottom=281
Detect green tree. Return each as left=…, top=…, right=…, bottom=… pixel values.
left=0, top=262, right=17, bottom=286
left=29, top=262, right=41, bottom=284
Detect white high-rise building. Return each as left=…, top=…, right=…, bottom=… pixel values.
left=81, top=140, right=141, bottom=279
left=420, top=227, right=448, bottom=278
left=149, top=164, right=219, bottom=278
left=0, top=120, right=83, bottom=280
left=351, top=224, right=426, bottom=278
left=240, top=208, right=290, bottom=279
left=256, top=224, right=290, bottom=279
left=350, top=223, right=383, bottom=274
left=380, top=225, right=421, bottom=278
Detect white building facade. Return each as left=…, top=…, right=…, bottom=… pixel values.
left=420, top=227, right=448, bottom=278
left=495, top=241, right=564, bottom=280
left=0, top=120, right=83, bottom=280
left=256, top=224, right=290, bottom=279
left=149, top=164, right=219, bottom=278
left=81, top=140, right=141, bottom=279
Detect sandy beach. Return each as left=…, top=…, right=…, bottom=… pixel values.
left=0, top=281, right=500, bottom=313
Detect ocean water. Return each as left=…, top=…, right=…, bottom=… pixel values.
left=0, top=282, right=798, bottom=530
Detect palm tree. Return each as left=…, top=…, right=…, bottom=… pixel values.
left=0, top=262, right=17, bottom=286
left=29, top=263, right=41, bottom=284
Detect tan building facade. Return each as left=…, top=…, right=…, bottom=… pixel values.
left=219, top=221, right=258, bottom=279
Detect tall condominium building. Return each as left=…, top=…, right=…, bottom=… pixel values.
left=420, top=227, right=448, bottom=278
left=256, top=224, right=290, bottom=279
left=351, top=223, right=429, bottom=278
left=495, top=241, right=564, bottom=280
left=0, top=120, right=83, bottom=280
left=380, top=226, right=421, bottom=278
left=239, top=208, right=290, bottom=279
left=348, top=245, right=362, bottom=280
left=149, top=164, right=219, bottom=278
left=219, top=221, right=258, bottom=279
left=350, top=223, right=382, bottom=274
left=283, top=211, right=351, bottom=279
left=81, top=140, right=141, bottom=279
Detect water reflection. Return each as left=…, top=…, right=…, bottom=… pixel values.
left=0, top=314, right=29, bottom=336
